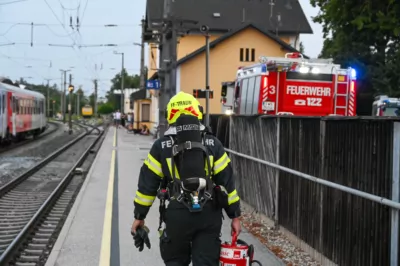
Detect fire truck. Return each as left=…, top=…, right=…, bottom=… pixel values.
left=220, top=53, right=357, bottom=116
left=372, top=95, right=400, bottom=116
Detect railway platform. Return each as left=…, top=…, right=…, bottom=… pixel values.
left=45, top=126, right=284, bottom=266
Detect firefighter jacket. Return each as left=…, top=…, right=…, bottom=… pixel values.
left=133, top=126, right=241, bottom=220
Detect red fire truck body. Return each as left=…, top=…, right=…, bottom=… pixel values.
left=223, top=53, right=357, bottom=116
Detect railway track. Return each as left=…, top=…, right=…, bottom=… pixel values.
left=0, top=123, right=106, bottom=265
left=0, top=122, right=60, bottom=155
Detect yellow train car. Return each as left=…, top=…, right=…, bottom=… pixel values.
left=82, top=105, right=93, bottom=117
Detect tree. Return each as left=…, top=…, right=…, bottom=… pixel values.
left=310, top=0, right=400, bottom=114
left=110, top=69, right=140, bottom=91
left=106, top=69, right=140, bottom=109
left=98, top=102, right=114, bottom=114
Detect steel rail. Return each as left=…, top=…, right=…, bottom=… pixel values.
left=0, top=127, right=104, bottom=264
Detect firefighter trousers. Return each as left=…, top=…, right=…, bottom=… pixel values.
left=159, top=200, right=223, bottom=266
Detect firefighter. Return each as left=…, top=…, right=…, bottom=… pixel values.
left=131, top=91, right=242, bottom=266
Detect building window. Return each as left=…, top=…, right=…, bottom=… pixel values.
left=240, top=48, right=255, bottom=62
left=141, top=103, right=150, bottom=122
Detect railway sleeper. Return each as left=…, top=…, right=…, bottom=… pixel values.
left=31, top=237, right=50, bottom=245
left=15, top=262, right=37, bottom=266
left=44, top=217, right=60, bottom=222
left=17, top=254, right=40, bottom=263
left=22, top=248, right=43, bottom=256
left=0, top=228, right=20, bottom=234
left=0, top=203, right=43, bottom=208
left=0, top=205, right=43, bottom=211
left=27, top=243, right=46, bottom=249
left=0, top=232, right=18, bottom=239
left=37, top=227, right=55, bottom=233
left=0, top=212, right=36, bottom=218
left=4, top=192, right=48, bottom=197
left=0, top=237, right=13, bottom=245
left=34, top=232, right=52, bottom=238
left=0, top=218, right=30, bottom=224
left=0, top=222, right=28, bottom=228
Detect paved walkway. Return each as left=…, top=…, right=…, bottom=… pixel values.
left=45, top=127, right=284, bottom=266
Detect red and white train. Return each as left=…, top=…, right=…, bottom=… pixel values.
left=0, top=78, right=47, bottom=143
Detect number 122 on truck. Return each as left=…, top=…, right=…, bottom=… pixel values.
left=224, top=53, right=357, bottom=116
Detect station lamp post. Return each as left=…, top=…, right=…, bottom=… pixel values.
left=68, top=84, right=74, bottom=134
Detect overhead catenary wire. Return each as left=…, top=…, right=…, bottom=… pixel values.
left=0, top=0, right=27, bottom=5
left=0, top=21, right=140, bottom=27
left=42, top=0, right=99, bottom=80
left=0, top=1, right=138, bottom=97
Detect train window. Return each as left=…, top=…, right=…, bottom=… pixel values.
left=245, top=76, right=256, bottom=114
left=17, top=98, right=20, bottom=114
left=239, top=78, right=249, bottom=114
left=252, top=76, right=261, bottom=114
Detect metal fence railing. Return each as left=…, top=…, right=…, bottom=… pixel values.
left=211, top=115, right=400, bottom=266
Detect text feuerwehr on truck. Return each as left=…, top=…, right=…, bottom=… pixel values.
left=220, top=52, right=357, bottom=117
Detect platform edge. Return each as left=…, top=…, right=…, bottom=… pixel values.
left=45, top=127, right=112, bottom=266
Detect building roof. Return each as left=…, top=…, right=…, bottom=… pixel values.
left=177, top=23, right=308, bottom=66
left=130, top=88, right=149, bottom=101
left=145, top=0, right=313, bottom=36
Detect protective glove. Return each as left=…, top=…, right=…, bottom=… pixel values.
left=131, top=225, right=151, bottom=252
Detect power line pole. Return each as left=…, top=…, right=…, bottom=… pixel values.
left=94, top=79, right=98, bottom=117
left=45, top=78, right=51, bottom=118
left=76, top=90, right=80, bottom=116
left=63, top=71, right=67, bottom=123
left=114, top=51, right=124, bottom=112
left=68, top=73, right=73, bottom=134
left=59, top=71, right=64, bottom=115
left=140, top=18, right=146, bottom=90
left=60, top=69, right=70, bottom=123
left=121, top=54, right=124, bottom=113
left=156, top=0, right=197, bottom=136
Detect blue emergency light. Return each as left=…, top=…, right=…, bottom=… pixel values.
left=350, top=68, right=357, bottom=79
left=261, top=64, right=267, bottom=73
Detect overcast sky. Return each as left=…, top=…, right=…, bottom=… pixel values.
left=0, top=0, right=323, bottom=98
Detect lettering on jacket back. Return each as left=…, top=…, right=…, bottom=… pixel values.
left=161, top=138, right=214, bottom=149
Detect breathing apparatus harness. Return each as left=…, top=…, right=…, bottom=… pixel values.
left=157, top=125, right=215, bottom=234
left=170, top=131, right=214, bottom=211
